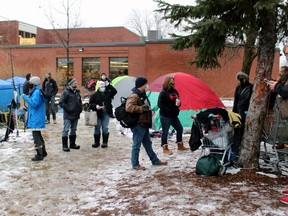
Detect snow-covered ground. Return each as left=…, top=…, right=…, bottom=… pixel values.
left=0, top=112, right=288, bottom=215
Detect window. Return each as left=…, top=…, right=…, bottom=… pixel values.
left=109, top=57, right=128, bottom=79
left=57, top=58, right=74, bottom=87
left=82, top=57, right=100, bottom=86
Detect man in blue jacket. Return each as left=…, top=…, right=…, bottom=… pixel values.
left=22, top=76, right=47, bottom=161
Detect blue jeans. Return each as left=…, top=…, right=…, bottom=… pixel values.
left=62, top=119, right=78, bottom=137
left=130, top=124, right=160, bottom=167
left=46, top=96, right=56, bottom=121
left=94, top=112, right=110, bottom=135
left=160, top=115, right=183, bottom=145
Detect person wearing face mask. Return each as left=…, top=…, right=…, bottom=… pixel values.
left=59, top=78, right=83, bottom=152
left=42, top=71, right=58, bottom=124
left=97, top=72, right=111, bottom=89
left=126, top=77, right=167, bottom=170
left=22, top=76, right=47, bottom=161
left=157, top=77, right=189, bottom=155
left=232, top=71, right=253, bottom=156
left=89, top=81, right=117, bottom=148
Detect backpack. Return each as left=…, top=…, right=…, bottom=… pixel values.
left=115, top=96, right=140, bottom=128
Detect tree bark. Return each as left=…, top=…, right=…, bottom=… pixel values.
left=238, top=6, right=278, bottom=168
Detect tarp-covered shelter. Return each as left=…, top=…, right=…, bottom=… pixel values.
left=147, top=72, right=225, bottom=130
left=0, top=77, right=24, bottom=111
left=111, top=75, right=136, bottom=108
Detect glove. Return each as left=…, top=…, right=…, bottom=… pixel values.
left=142, top=104, right=150, bottom=111
left=105, top=81, right=109, bottom=86
left=96, top=105, right=103, bottom=110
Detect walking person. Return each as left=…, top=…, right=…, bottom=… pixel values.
left=126, top=77, right=167, bottom=170
left=89, top=81, right=117, bottom=148
left=59, top=78, right=82, bottom=152
left=157, top=77, right=189, bottom=155
left=22, top=76, right=47, bottom=161
left=42, top=71, right=58, bottom=124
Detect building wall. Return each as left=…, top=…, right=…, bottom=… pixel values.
left=0, top=21, right=280, bottom=97
left=39, top=27, right=140, bottom=44
left=0, top=21, right=19, bottom=45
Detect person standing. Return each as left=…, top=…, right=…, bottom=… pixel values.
left=267, top=66, right=288, bottom=149
left=22, top=76, right=47, bottom=161
left=59, top=78, right=82, bottom=152
left=157, top=77, right=189, bottom=155
left=42, top=71, right=58, bottom=124
left=89, top=81, right=117, bottom=148
left=232, top=71, right=253, bottom=155
left=126, top=77, right=167, bottom=170
left=22, top=73, right=32, bottom=95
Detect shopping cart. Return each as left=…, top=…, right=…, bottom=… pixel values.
left=192, top=108, right=235, bottom=176
left=261, top=105, right=288, bottom=175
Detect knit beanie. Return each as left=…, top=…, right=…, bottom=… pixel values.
left=29, top=76, right=40, bottom=86
left=135, top=77, right=148, bottom=88
left=68, top=78, right=76, bottom=86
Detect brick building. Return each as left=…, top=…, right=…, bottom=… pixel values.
left=0, top=20, right=280, bottom=98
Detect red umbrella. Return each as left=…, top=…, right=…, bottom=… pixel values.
left=149, top=72, right=225, bottom=111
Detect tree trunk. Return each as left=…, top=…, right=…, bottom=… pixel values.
left=241, top=33, right=257, bottom=75
left=238, top=6, right=278, bottom=168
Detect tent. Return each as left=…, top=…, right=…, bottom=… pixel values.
left=147, top=72, right=225, bottom=130
left=111, top=75, right=136, bottom=108
left=0, top=77, right=25, bottom=111
left=5, top=76, right=25, bottom=105
left=5, top=76, right=26, bottom=86
left=0, top=79, right=15, bottom=111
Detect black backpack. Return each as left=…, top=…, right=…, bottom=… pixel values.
left=115, top=96, right=140, bottom=128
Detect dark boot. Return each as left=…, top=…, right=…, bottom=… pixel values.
left=31, top=148, right=44, bottom=161
left=69, top=135, right=80, bottom=149
left=62, top=136, right=70, bottom=152
left=42, top=144, right=48, bottom=157
left=92, top=134, right=101, bottom=148
left=101, top=133, right=109, bottom=148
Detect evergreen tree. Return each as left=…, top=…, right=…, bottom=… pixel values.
left=155, top=0, right=288, bottom=168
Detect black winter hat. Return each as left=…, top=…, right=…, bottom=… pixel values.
left=135, top=77, right=148, bottom=88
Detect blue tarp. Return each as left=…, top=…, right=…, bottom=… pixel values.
left=5, top=76, right=26, bottom=86
left=0, top=77, right=24, bottom=111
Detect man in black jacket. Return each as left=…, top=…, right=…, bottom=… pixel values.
left=42, top=72, right=58, bottom=124
left=232, top=71, right=253, bottom=155
left=59, top=78, right=82, bottom=152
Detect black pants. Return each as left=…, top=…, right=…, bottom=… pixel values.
left=32, top=131, right=45, bottom=148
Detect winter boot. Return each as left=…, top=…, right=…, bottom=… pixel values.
left=42, top=144, right=48, bottom=157
left=92, top=134, right=101, bottom=148
left=69, top=135, right=80, bottom=149
left=101, top=133, right=109, bottom=148
left=62, top=136, right=70, bottom=152
left=177, top=142, right=189, bottom=151
left=31, top=147, right=44, bottom=161
left=162, top=144, right=173, bottom=155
